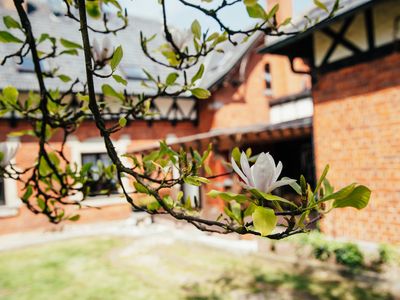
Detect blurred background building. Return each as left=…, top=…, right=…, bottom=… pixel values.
left=0, top=0, right=398, bottom=244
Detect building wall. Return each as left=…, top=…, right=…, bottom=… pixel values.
left=313, top=52, right=400, bottom=243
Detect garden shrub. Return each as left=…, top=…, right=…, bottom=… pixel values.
left=333, top=243, right=364, bottom=269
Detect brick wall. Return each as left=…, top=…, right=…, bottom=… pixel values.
left=313, top=52, right=400, bottom=244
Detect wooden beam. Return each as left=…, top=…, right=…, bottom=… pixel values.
left=321, top=16, right=361, bottom=66
left=365, top=8, right=375, bottom=50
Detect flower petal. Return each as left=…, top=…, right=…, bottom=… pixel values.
left=251, top=153, right=273, bottom=192
left=240, top=152, right=254, bottom=186
left=265, top=178, right=296, bottom=193
left=231, top=156, right=249, bottom=185
left=272, top=161, right=283, bottom=183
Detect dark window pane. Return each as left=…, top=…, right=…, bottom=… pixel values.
left=81, top=153, right=118, bottom=196
left=0, top=178, right=5, bottom=206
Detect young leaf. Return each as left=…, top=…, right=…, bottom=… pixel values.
left=0, top=31, right=23, bottom=43
left=191, top=20, right=201, bottom=40
left=314, top=0, right=329, bottom=12
left=101, top=84, right=124, bottom=101
left=60, top=38, right=82, bottom=49
left=231, top=147, right=241, bottom=164
left=134, top=182, right=149, bottom=194
left=110, top=46, right=123, bottom=71
left=3, top=16, right=21, bottom=29
left=332, top=185, right=371, bottom=209
left=166, top=72, right=179, bottom=85
left=208, top=190, right=248, bottom=203
left=184, top=175, right=210, bottom=186
left=314, top=164, right=329, bottom=194
left=118, top=116, right=127, bottom=127
left=191, top=64, right=205, bottom=84
left=58, top=74, right=71, bottom=82
left=243, top=0, right=258, bottom=7
left=246, top=4, right=267, bottom=19
left=112, top=74, right=127, bottom=86
left=252, top=206, right=277, bottom=236
left=258, top=191, right=299, bottom=208
left=267, top=3, right=279, bottom=19
left=69, top=215, right=81, bottom=221
left=191, top=88, right=210, bottom=99
left=2, top=85, right=19, bottom=104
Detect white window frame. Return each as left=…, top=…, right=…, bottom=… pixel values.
left=67, top=134, right=132, bottom=207
left=0, top=137, right=22, bottom=217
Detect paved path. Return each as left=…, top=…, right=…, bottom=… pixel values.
left=0, top=217, right=258, bottom=253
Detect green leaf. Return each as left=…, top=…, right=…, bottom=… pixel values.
left=118, top=116, right=127, bottom=127
left=134, top=182, right=149, bottom=194
left=60, top=38, right=82, bottom=49
left=323, top=178, right=334, bottom=197
left=2, top=85, right=19, bottom=104
left=252, top=206, right=277, bottom=236
left=110, top=46, right=123, bottom=71
left=314, top=164, right=329, bottom=194
left=231, top=147, right=241, bottom=164
left=57, top=74, right=71, bottom=82
left=101, top=84, right=124, bottom=101
left=22, top=185, right=33, bottom=201
left=184, top=175, right=210, bottom=186
left=280, top=17, right=292, bottom=27
left=230, top=201, right=243, bottom=224
left=191, top=88, right=210, bottom=99
left=69, top=215, right=81, bottom=221
left=267, top=3, right=279, bottom=19
left=166, top=72, right=179, bottom=85
left=3, top=16, right=21, bottom=29
left=329, top=0, right=340, bottom=17
left=59, top=49, right=79, bottom=56
left=332, top=185, right=371, bottom=210
left=321, top=183, right=356, bottom=202
left=191, top=20, right=201, bottom=40
left=208, top=190, right=248, bottom=203
left=244, top=203, right=257, bottom=217
left=191, top=64, right=204, bottom=84
left=243, top=0, right=258, bottom=7
left=86, top=0, right=101, bottom=19
left=258, top=191, right=298, bottom=208
left=147, top=199, right=161, bottom=211
left=0, top=31, right=23, bottom=43
left=246, top=4, right=267, bottom=19
left=37, top=198, right=46, bottom=210
left=314, top=0, right=329, bottom=12
left=112, top=74, right=127, bottom=86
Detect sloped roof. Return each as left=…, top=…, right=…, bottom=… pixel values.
left=0, top=5, right=260, bottom=95
left=131, top=117, right=312, bottom=152
left=259, top=0, right=375, bottom=55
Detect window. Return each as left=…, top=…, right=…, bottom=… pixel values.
left=265, top=63, right=272, bottom=96
left=81, top=153, right=118, bottom=196
left=120, top=65, right=147, bottom=81
left=0, top=178, right=5, bottom=206
left=17, top=57, right=47, bottom=73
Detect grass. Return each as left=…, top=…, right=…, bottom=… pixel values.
left=0, top=236, right=396, bottom=300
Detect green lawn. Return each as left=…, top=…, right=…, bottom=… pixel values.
left=0, top=236, right=395, bottom=300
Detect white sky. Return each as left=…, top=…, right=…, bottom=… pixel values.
left=122, top=0, right=315, bottom=31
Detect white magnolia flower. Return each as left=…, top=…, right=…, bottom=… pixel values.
left=231, top=151, right=295, bottom=194
left=0, top=142, right=19, bottom=167
left=92, top=37, right=112, bottom=62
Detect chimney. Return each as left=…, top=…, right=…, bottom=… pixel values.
left=267, top=0, right=293, bottom=24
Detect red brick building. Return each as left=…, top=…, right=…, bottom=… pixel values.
left=260, top=0, right=400, bottom=243
left=0, top=0, right=310, bottom=233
